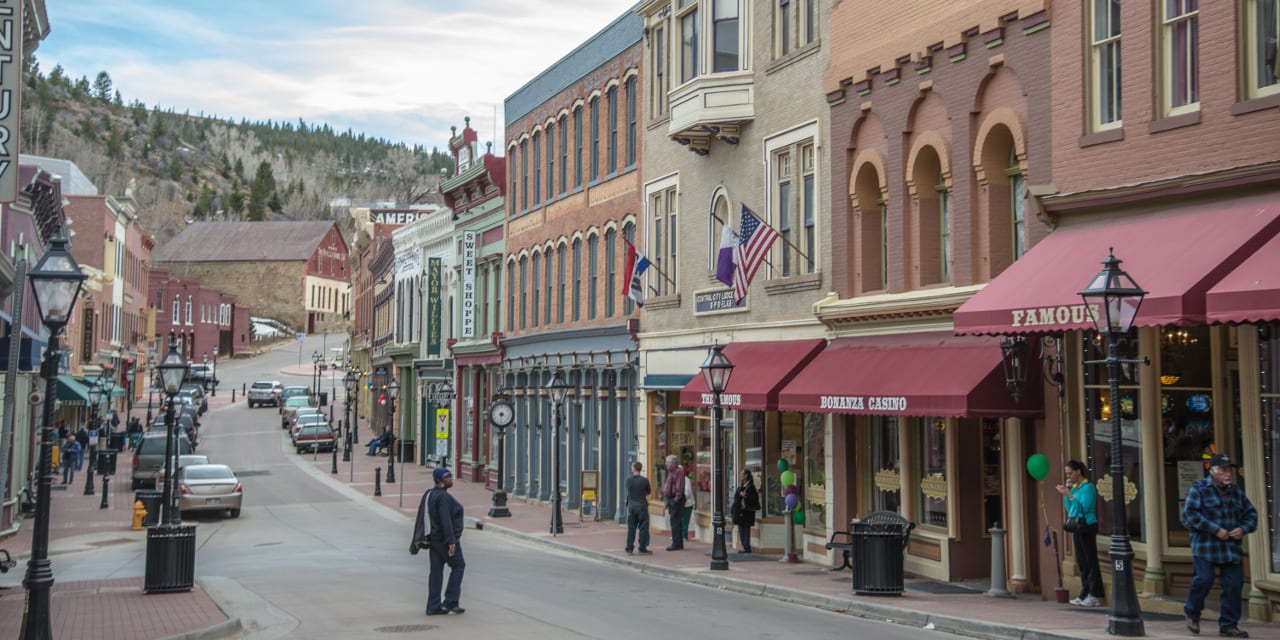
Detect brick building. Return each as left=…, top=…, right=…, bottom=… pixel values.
left=501, top=10, right=643, bottom=520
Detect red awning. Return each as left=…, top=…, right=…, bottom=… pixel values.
left=678, top=339, right=826, bottom=411
left=1206, top=231, right=1280, bottom=324
left=776, top=333, right=1040, bottom=417
left=953, top=197, right=1280, bottom=335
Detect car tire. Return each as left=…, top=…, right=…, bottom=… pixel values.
left=230, top=508, right=241, bottom=518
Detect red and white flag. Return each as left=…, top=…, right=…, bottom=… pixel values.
left=732, top=205, right=780, bottom=303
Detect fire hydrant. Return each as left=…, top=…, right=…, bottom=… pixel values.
left=132, top=500, right=147, bottom=530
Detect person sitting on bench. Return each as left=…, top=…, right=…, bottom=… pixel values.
left=367, top=427, right=394, bottom=456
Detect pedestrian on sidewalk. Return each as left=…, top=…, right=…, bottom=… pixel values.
left=681, top=473, right=695, bottom=542
left=422, top=467, right=466, bottom=616
left=1055, top=459, right=1103, bottom=607
left=1181, top=453, right=1257, bottom=638
left=663, top=455, right=686, bottom=551
left=731, top=468, right=760, bottom=553
left=74, top=425, right=89, bottom=470
left=624, top=461, right=652, bottom=555
left=61, top=436, right=81, bottom=485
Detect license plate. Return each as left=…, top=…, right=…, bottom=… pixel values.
left=205, top=498, right=221, bottom=505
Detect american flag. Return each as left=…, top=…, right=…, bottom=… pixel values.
left=733, top=205, right=780, bottom=303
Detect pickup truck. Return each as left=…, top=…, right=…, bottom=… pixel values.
left=248, top=380, right=283, bottom=408
left=294, top=424, right=336, bottom=453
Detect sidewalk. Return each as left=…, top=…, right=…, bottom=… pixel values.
left=2, top=375, right=1277, bottom=640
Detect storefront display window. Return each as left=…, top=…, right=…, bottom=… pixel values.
left=982, top=419, right=1002, bottom=531
left=650, top=391, right=706, bottom=500
left=917, top=417, right=948, bottom=529
left=870, top=416, right=900, bottom=513
left=1083, top=332, right=1145, bottom=542
left=1158, top=327, right=1213, bottom=546
left=768, top=412, right=803, bottom=518
left=803, top=413, right=825, bottom=529
left=461, top=374, right=475, bottom=458
left=1259, top=325, right=1280, bottom=572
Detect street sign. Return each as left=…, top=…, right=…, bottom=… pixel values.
left=297, top=332, right=306, bottom=341
left=435, top=408, right=450, bottom=439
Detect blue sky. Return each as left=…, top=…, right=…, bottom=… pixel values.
left=36, top=0, right=639, bottom=151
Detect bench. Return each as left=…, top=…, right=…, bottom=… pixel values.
left=825, top=510, right=916, bottom=572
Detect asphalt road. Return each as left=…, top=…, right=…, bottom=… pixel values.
left=65, top=336, right=965, bottom=639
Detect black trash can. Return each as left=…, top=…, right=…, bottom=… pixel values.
left=851, top=519, right=909, bottom=596
left=144, top=524, right=196, bottom=593
left=96, top=451, right=118, bottom=476
left=108, top=432, right=127, bottom=451
left=399, top=440, right=415, bottom=463
left=135, top=490, right=163, bottom=527
left=319, top=391, right=328, bottom=407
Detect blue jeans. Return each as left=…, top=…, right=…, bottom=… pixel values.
left=626, top=504, right=649, bottom=552
left=427, top=542, right=465, bottom=613
left=62, top=460, right=75, bottom=484
left=1185, top=556, right=1243, bottom=631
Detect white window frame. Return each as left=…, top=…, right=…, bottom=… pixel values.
left=1089, top=0, right=1122, bottom=130
left=644, top=172, right=680, bottom=296
left=763, top=120, right=820, bottom=280
left=1245, top=0, right=1280, bottom=99
left=1160, top=0, right=1200, bottom=116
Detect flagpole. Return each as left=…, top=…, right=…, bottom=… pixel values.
left=715, top=210, right=809, bottom=266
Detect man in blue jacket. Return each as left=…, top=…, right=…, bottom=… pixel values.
left=1181, top=453, right=1257, bottom=638
left=421, top=467, right=465, bottom=616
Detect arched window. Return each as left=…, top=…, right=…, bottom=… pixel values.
left=531, top=252, right=541, bottom=328
left=605, top=229, right=617, bottom=317
left=519, top=256, right=528, bottom=330
left=557, top=244, right=567, bottom=323
left=623, top=223, right=636, bottom=315
left=588, top=234, right=599, bottom=320
left=572, top=238, right=582, bottom=321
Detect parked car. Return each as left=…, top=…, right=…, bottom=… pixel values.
left=280, top=396, right=313, bottom=429
left=185, top=364, right=216, bottom=387
left=280, top=386, right=310, bottom=406
left=291, top=412, right=329, bottom=444
left=248, top=380, right=283, bottom=408
left=179, top=384, right=208, bottom=414
left=295, top=424, right=336, bottom=454
left=176, top=464, right=242, bottom=518
left=154, top=454, right=210, bottom=493
left=132, top=432, right=195, bottom=490
left=150, top=414, right=198, bottom=448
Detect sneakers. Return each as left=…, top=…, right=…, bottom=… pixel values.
left=1069, top=597, right=1085, bottom=606
left=1219, top=627, right=1248, bottom=638
left=1080, top=596, right=1102, bottom=607
left=1186, top=613, right=1200, bottom=635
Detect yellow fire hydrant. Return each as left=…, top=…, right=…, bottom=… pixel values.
left=132, top=500, right=147, bottom=530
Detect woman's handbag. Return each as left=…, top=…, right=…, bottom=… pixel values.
left=1063, top=516, right=1084, bottom=533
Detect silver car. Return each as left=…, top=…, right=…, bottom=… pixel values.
left=176, top=464, right=242, bottom=518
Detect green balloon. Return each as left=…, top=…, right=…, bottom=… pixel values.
left=777, top=458, right=789, bottom=472
left=793, top=510, right=806, bottom=526
left=1026, top=453, right=1050, bottom=481
left=780, top=470, right=796, bottom=487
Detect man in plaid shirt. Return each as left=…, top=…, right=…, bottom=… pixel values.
left=1181, top=454, right=1257, bottom=638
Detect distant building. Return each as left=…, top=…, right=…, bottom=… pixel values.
left=152, top=221, right=351, bottom=332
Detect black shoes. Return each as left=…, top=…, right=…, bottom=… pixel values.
left=737, top=549, right=752, bottom=554
left=637, top=549, right=652, bottom=555
left=665, top=544, right=683, bottom=551
left=625, top=548, right=634, bottom=555
left=426, top=606, right=465, bottom=616
left=1219, top=627, right=1248, bottom=638
left=1186, top=613, right=1199, bottom=635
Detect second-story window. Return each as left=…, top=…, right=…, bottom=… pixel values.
left=559, top=114, right=568, bottom=194
left=572, top=238, right=582, bottom=321
left=557, top=245, right=566, bottom=323
left=520, top=140, right=529, bottom=210
left=801, top=143, right=816, bottom=274
left=1090, top=0, right=1122, bottom=130
left=938, top=175, right=951, bottom=282
left=507, top=261, right=515, bottom=330
left=651, top=23, right=669, bottom=116
left=532, top=252, right=541, bottom=328
left=626, top=76, right=637, bottom=167
left=776, top=150, right=792, bottom=277
left=533, top=132, right=542, bottom=204
left=574, top=106, right=584, bottom=188
left=605, top=229, right=617, bottom=317
left=519, top=257, right=528, bottom=330
left=1161, top=0, right=1199, bottom=115
left=649, top=184, right=678, bottom=295
left=545, top=249, right=553, bottom=325
left=1009, top=149, right=1027, bottom=261
left=679, top=0, right=699, bottom=82
left=546, top=122, right=555, bottom=201
left=713, top=0, right=739, bottom=71
left=588, top=234, right=599, bottom=320
left=185, top=296, right=193, bottom=325
left=607, top=86, right=618, bottom=175
left=1246, top=0, right=1280, bottom=99
left=590, top=97, right=601, bottom=182
left=172, top=297, right=180, bottom=324
left=508, top=150, right=518, bottom=216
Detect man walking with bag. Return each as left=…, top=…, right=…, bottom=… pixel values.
left=414, top=467, right=466, bottom=616
left=1182, top=454, right=1256, bottom=638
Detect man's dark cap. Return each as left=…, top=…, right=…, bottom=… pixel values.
left=1208, top=453, right=1235, bottom=469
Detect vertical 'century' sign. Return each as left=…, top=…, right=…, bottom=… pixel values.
left=0, top=0, right=21, bottom=203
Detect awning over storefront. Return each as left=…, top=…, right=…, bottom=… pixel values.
left=953, top=197, right=1280, bottom=335
left=1206, top=231, right=1280, bottom=325
left=56, top=375, right=91, bottom=407
left=643, top=374, right=694, bottom=390
left=777, top=333, right=1040, bottom=417
left=679, top=339, right=826, bottom=411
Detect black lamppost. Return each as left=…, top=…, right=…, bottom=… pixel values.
left=201, top=352, right=210, bottom=393
left=547, top=370, right=570, bottom=535
left=700, top=344, right=734, bottom=571
left=312, top=350, right=323, bottom=398
left=83, top=379, right=104, bottom=496
left=94, top=376, right=117, bottom=509
left=210, top=346, right=218, bottom=397
left=124, top=360, right=135, bottom=424
left=343, top=367, right=356, bottom=462
left=386, top=378, right=399, bottom=483
left=1079, top=250, right=1146, bottom=637
left=352, top=368, right=362, bottom=445
left=20, top=234, right=87, bottom=640
left=144, top=348, right=156, bottom=426
left=144, top=336, right=197, bottom=593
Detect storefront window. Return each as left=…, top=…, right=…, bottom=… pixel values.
left=768, top=412, right=804, bottom=518
left=982, top=419, right=1002, bottom=531
left=917, top=417, right=948, bottom=528
left=870, top=416, right=901, bottom=513
left=1159, top=326, right=1213, bottom=546
left=650, top=391, right=704, bottom=500
left=461, top=374, right=475, bottom=458
left=1260, top=325, right=1280, bottom=572
left=1083, top=332, right=1145, bottom=542
left=803, top=413, right=825, bottom=529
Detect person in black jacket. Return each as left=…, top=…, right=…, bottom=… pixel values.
left=731, top=469, right=761, bottom=553
left=416, top=467, right=465, bottom=616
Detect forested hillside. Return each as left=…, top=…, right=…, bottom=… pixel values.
left=18, top=56, right=454, bottom=243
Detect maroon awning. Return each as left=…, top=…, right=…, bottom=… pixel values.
left=679, top=339, right=826, bottom=411
left=953, top=197, right=1280, bottom=335
left=1206, top=231, right=1280, bottom=324
left=777, top=332, right=1040, bottom=417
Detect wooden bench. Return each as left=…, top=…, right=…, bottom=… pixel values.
left=825, top=511, right=915, bottom=572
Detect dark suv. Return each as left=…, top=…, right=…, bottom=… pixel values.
left=132, top=432, right=195, bottom=490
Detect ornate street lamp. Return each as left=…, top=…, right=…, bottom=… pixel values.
left=1079, top=249, right=1146, bottom=637
left=999, top=336, right=1029, bottom=403
left=700, top=344, right=734, bottom=571
left=144, top=348, right=157, bottom=426
left=83, top=377, right=114, bottom=496
left=210, top=346, right=218, bottom=397
left=144, top=336, right=197, bottom=594
left=386, top=378, right=400, bottom=483
left=20, top=234, right=86, bottom=640
left=343, top=367, right=356, bottom=462
left=312, top=350, right=323, bottom=398
left=547, top=370, right=570, bottom=535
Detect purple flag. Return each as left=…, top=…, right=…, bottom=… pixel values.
left=715, top=223, right=738, bottom=287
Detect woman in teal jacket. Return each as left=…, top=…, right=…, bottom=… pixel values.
left=1056, top=459, right=1104, bottom=607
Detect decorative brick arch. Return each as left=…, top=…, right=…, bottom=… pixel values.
left=972, top=108, right=1027, bottom=185
left=848, top=148, right=888, bottom=202
left=904, top=131, right=953, bottom=198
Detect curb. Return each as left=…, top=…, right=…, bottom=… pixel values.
left=157, top=616, right=243, bottom=640
left=468, top=517, right=1087, bottom=640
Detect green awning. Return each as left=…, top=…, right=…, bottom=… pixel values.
left=56, top=375, right=91, bottom=407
